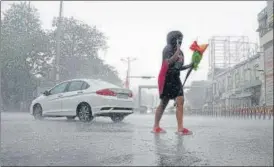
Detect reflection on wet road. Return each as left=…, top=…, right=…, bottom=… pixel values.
left=1, top=112, right=273, bottom=166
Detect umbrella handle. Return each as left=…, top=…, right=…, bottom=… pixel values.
left=182, top=67, right=193, bottom=88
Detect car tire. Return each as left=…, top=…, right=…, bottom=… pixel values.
left=66, top=116, right=76, bottom=120
left=33, top=104, right=44, bottom=120
left=111, top=115, right=124, bottom=123
left=77, top=103, right=93, bottom=122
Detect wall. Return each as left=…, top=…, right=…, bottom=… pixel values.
left=259, top=1, right=273, bottom=106
left=212, top=54, right=264, bottom=108
left=257, top=1, right=273, bottom=106
left=264, top=40, right=273, bottom=106
left=267, top=1, right=273, bottom=25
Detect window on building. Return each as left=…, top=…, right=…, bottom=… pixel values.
left=244, top=68, right=248, bottom=82
left=258, top=17, right=268, bottom=37
left=228, top=75, right=232, bottom=90
left=254, top=65, right=260, bottom=80
left=235, top=70, right=240, bottom=88
left=249, top=68, right=253, bottom=81
left=225, top=77, right=228, bottom=91
left=213, top=83, right=215, bottom=95
left=222, top=79, right=225, bottom=92
left=239, top=68, right=243, bottom=85
left=214, top=83, right=217, bottom=95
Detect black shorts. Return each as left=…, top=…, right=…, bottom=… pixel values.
left=160, top=74, right=184, bottom=100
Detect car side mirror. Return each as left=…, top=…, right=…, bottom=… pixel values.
left=43, top=90, right=50, bottom=96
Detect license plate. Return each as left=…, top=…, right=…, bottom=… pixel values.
left=117, top=94, right=128, bottom=99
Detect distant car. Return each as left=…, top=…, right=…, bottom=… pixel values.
left=30, top=79, right=134, bottom=122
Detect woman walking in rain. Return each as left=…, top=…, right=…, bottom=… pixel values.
left=153, top=30, right=193, bottom=135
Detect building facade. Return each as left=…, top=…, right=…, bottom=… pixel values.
left=257, top=1, right=273, bottom=107
left=203, top=1, right=273, bottom=113
left=210, top=53, right=265, bottom=111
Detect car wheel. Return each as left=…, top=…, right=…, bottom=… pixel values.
left=66, top=116, right=76, bottom=120
left=111, top=115, right=124, bottom=123
left=77, top=103, right=93, bottom=122
left=33, top=104, right=44, bottom=120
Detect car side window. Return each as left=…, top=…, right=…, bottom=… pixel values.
left=67, top=81, right=84, bottom=92
left=49, top=82, right=69, bottom=95
left=81, top=82, right=90, bottom=90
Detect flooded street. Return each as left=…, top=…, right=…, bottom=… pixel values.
left=1, top=112, right=273, bottom=166
left=1, top=1, right=273, bottom=166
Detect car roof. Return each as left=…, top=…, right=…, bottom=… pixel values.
left=62, top=78, right=92, bottom=83
left=59, top=78, right=120, bottom=88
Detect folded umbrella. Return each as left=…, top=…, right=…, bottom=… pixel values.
left=181, top=41, right=208, bottom=88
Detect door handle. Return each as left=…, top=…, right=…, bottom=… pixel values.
left=77, top=91, right=83, bottom=94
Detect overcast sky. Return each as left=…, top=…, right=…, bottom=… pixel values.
left=1, top=1, right=266, bottom=90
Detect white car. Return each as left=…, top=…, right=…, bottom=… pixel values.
left=30, top=79, right=134, bottom=122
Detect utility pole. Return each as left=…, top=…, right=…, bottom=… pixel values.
left=0, top=0, right=3, bottom=112
left=0, top=59, right=2, bottom=112
left=121, top=57, right=137, bottom=89
left=55, top=1, right=63, bottom=82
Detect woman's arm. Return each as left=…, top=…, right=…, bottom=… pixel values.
left=163, top=45, right=180, bottom=66
left=180, top=62, right=194, bottom=71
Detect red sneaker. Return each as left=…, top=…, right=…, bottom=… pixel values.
left=151, top=127, right=166, bottom=133
left=177, top=128, right=192, bottom=135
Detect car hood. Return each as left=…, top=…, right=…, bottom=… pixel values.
left=32, top=94, right=46, bottom=104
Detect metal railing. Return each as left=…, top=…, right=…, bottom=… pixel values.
left=198, top=105, right=273, bottom=120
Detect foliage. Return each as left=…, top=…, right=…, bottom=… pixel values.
left=0, top=2, right=123, bottom=110
left=49, top=16, right=122, bottom=86
left=1, top=2, right=51, bottom=109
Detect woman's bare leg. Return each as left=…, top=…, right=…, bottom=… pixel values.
left=175, top=96, right=184, bottom=131
left=154, top=97, right=169, bottom=128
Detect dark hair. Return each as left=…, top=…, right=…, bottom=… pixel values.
left=167, top=31, right=183, bottom=47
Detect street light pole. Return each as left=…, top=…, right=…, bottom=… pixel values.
left=0, top=1, right=3, bottom=112
left=121, top=57, right=137, bottom=89
left=55, top=1, right=63, bottom=82
left=0, top=62, right=2, bottom=112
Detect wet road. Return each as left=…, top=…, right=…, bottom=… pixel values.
left=1, top=112, right=273, bottom=166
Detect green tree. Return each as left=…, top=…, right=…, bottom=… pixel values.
left=1, top=2, right=52, bottom=110
left=49, top=17, right=122, bottom=86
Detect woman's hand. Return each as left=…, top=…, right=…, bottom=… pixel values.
left=190, top=62, right=194, bottom=68
left=167, top=44, right=181, bottom=65
left=180, top=62, right=194, bottom=71
left=174, top=43, right=181, bottom=56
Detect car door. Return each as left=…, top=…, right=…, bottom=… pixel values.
left=41, top=82, right=69, bottom=116
left=61, top=80, right=88, bottom=116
